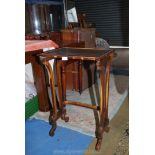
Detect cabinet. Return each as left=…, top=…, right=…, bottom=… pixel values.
left=61, top=28, right=96, bottom=48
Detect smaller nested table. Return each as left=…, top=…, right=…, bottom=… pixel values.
left=39, top=47, right=114, bottom=151
left=25, top=40, right=59, bottom=111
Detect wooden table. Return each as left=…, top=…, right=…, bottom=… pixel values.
left=39, top=47, right=114, bottom=151
left=25, top=40, right=59, bottom=111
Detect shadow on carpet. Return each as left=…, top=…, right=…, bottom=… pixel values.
left=31, top=74, right=128, bottom=137
left=25, top=119, right=93, bottom=155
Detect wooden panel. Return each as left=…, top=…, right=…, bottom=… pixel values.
left=65, top=62, right=79, bottom=90
left=60, top=28, right=96, bottom=92
left=78, top=28, right=96, bottom=48
left=25, top=51, right=50, bottom=111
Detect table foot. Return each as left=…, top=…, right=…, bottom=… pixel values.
left=95, top=124, right=105, bottom=151
left=104, top=126, right=110, bottom=133
left=95, top=138, right=102, bottom=151
left=49, top=111, right=57, bottom=137
left=64, top=115, right=69, bottom=122
left=104, top=118, right=110, bottom=133
left=61, top=109, right=69, bottom=122
left=49, top=122, right=57, bottom=136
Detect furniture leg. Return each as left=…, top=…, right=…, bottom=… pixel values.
left=78, top=60, right=83, bottom=94
left=85, top=63, right=100, bottom=139
left=31, top=56, right=50, bottom=111
left=61, top=62, right=67, bottom=101
left=49, top=110, right=57, bottom=136
left=43, top=61, right=58, bottom=136
left=105, top=56, right=113, bottom=121
left=72, top=62, right=76, bottom=91
left=95, top=59, right=111, bottom=151
left=57, top=60, right=69, bottom=122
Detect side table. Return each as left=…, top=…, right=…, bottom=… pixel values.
left=39, top=47, right=114, bottom=151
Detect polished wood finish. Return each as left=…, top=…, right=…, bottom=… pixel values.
left=25, top=31, right=96, bottom=92
left=39, top=47, right=114, bottom=151
left=40, top=47, right=113, bottom=61
left=61, top=28, right=96, bottom=92
left=64, top=101, right=100, bottom=110
left=25, top=40, right=59, bottom=112
left=61, top=28, right=96, bottom=48
left=25, top=49, right=50, bottom=111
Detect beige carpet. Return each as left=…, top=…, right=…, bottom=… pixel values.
left=30, top=74, right=128, bottom=136
left=85, top=95, right=129, bottom=155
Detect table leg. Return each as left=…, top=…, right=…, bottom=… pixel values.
left=72, top=62, right=76, bottom=91
left=43, top=61, right=57, bottom=136
left=57, top=60, right=69, bottom=122
left=78, top=60, right=83, bottom=94
left=95, top=59, right=111, bottom=151
left=105, top=60, right=111, bottom=124
left=31, top=56, right=50, bottom=111
left=61, top=62, right=67, bottom=101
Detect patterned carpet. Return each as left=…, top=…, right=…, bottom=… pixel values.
left=30, top=74, right=129, bottom=137
left=113, top=121, right=129, bottom=155
left=85, top=96, right=129, bottom=155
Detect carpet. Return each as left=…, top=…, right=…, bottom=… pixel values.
left=113, top=121, right=129, bottom=155
left=25, top=119, right=93, bottom=155
left=85, top=95, right=129, bottom=155
left=30, top=74, right=128, bottom=136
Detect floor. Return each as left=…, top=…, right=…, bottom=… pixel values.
left=85, top=95, right=129, bottom=155
left=26, top=71, right=129, bottom=155
left=25, top=95, right=129, bottom=155
left=25, top=119, right=93, bottom=155
left=31, top=73, right=129, bottom=137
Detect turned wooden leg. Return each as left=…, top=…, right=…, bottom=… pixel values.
left=72, top=62, right=76, bottom=91
left=78, top=60, right=83, bottom=94
left=61, top=63, right=67, bottom=101
left=102, top=58, right=112, bottom=133
left=104, top=61, right=111, bottom=133
left=57, top=60, right=69, bottom=122
left=61, top=108, right=69, bottom=122
left=95, top=57, right=112, bottom=151
left=43, top=61, right=58, bottom=136
left=49, top=110, right=57, bottom=136
left=95, top=125, right=104, bottom=151
left=105, top=60, right=111, bottom=122
left=95, top=61, right=105, bottom=151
